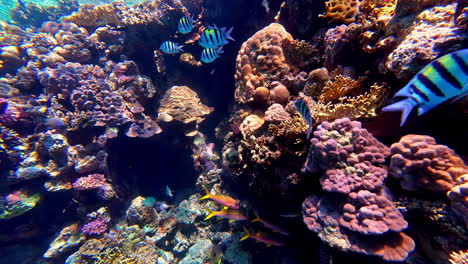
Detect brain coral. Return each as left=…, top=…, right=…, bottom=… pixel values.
left=388, top=134, right=467, bottom=192
left=234, top=23, right=293, bottom=104
left=157, top=86, right=213, bottom=125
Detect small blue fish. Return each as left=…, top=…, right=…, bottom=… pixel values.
left=201, top=46, right=223, bottom=63
left=295, top=99, right=313, bottom=139
left=44, top=117, right=66, bottom=130
left=143, top=196, right=156, bottom=207
left=165, top=185, right=174, bottom=198
left=160, top=41, right=183, bottom=54
left=382, top=49, right=468, bottom=126
left=198, top=26, right=234, bottom=49
left=178, top=15, right=195, bottom=34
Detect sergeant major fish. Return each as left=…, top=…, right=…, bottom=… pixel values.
left=382, top=49, right=468, bottom=126
left=201, top=46, right=224, bottom=63
left=160, top=41, right=183, bottom=54
left=198, top=26, right=234, bottom=49
left=295, top=99, right=314, bottom=139
left=178, top=15, right=195, bottom=34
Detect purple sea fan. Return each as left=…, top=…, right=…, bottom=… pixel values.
left=72, top=173, right=106, bottom=191
left=81, top=217, right=109, bottom=235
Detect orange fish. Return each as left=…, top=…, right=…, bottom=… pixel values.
left=240, top=227, right=285, bottom=247
left=200, top=187, right=240, bottom=209
left=204, top=208, right=247, bottom=221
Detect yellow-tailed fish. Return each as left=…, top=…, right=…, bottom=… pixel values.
left=252, top=211, right=289, bottom=235
left=200, top=186, right=240, bottom=209
left=240, top=226, right=284, bottom=247
left=204, top=208, right=247, bottom=221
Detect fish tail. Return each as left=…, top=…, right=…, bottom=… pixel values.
left=225, top=27, right=235, bottom=41
left=381, top=97, right=417, bottom=126
left=251, top=211, right=261, bottom=222
left=240, top=226, right=251, bottom=241
left=200, top=186, right=212, bottom=200
left=306, top=126, right=313, bottom=140
left=204, top=208, right=216, bottom=220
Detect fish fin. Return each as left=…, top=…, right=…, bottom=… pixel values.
left=229, top=219, right=235, bottom=222
left=225, top=27, right=235, bottom=41
left=266, top=243, right=272, bottom=247
left=306, top=126, right=313, bottom=140
left=393, top=86, right=413, bottom=98
left=451, top=90, right=468, bottom=103
left=381, top=98, right=417, bottom=126
left=217, top=46, right=224, bottom=54
left=251, top=211, right=261, bottom=222
left=200, top=186, right=211, bottom=200
left=223, top=206, right=229, bottom=210
left=204, top=208, right=215, bottom=220
left=240, top=226, right=251, bottom=241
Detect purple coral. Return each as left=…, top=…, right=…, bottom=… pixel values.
left=301, top=118, right=414, bottom=261
left=304, top=117, right=390, bottom=193
left=72, top=173, right=107, bottom=191
left=81, top=217, right=109, bottom=236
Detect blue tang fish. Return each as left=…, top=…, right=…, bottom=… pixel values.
left=295, top=99, right=313, bottom=139
left=160, top=41, right=183, bottom=54
left=198, top=26, right=234, bottom=49
left=201, top=46, right=224, bottom=63
left=178, top=15, right=195, bottom=34
left=382, top=49, right=468, bottom=126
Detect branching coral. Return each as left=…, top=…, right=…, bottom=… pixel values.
left=268, top=114, right=307, bottom=138
left=307, top=82, right=388, bottom=123
left=319, top=0, right=361, bottom=24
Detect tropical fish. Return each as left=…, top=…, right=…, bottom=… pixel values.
left=178, top=15, right=195, bottom=34
left=204, top=208, right=247, bottom=221
left=155, top=201, right=175, bottom=212
left=198, top=26, right=234, bottom=49
left=240, top=227, right=284, bottom=247
left=44, top=118, right=67, bottom=130
left=295, top=99, right=313, bottom=139
left=252, top=212, right=289, bottom=235
left=209, top=244, right=224, bottom=264
left=165, top=185, right=174, bottom=198
left=200, top=186, right=240, bottom=209
left=143, top=196, right=156, bottom=207
left=201, top=46, right=224, bottom=63
left=279, top=212, right=301, bottom=218
left=382, top=49, right=468, bottom=126
left=160, top=41, right=183, bottom=54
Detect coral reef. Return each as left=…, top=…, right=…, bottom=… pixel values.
left=0, top=190, right=40, bottom=219
left=388, top=134, right=467, bottom=192
left=302, top=118, right=414, bottom=261
left=234, top=23, right=293, bottom=104
left=319, top=0, right=361, bottom=24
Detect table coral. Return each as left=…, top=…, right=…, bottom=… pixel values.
left=388, top=134, right=467, bottom=192
left=157, top=85, right=213, bottom=125
left=234, top=23, right=293, bottom=104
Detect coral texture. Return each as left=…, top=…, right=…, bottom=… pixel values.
left=319, top=0, right=361, bottom=24
left=234, top=23, right=293, bottom=104
left=388, top=134, right=467, bottom=192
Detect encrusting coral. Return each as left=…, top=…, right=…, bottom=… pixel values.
left=388, top=134, right=467, bottom=192
left=319, top=0, right=361, bottom=24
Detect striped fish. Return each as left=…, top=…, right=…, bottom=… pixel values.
left=295, top=99, right=313, bottom=139
left=178, top=15, right=195, bottom=34
left=160, top=41, right=183, bottom=54
left=382, top=49, right=468, bottom=126
left=198, top=25, right=234, bottom=49
left=201, top=46, right=224, bottom=63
